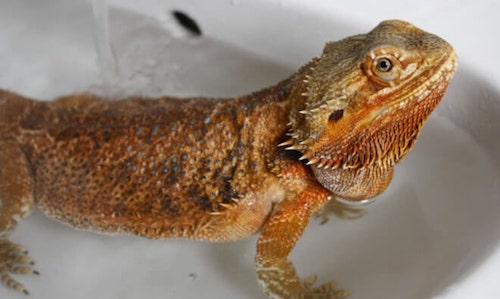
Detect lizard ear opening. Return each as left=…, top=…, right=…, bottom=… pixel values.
left=328, top=109, right=344, bottom=122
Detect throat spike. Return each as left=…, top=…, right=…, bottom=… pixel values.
left=299, top=152, right=314, bottom=161
left=278, top=139, right=295, bottom=147
left=306, top=157, right=321, bottom=165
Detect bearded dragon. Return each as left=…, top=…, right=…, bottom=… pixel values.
left=0, top=20, right=457, bottom=298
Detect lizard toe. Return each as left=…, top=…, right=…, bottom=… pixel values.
left=315, top=198, right=367, bottom=224
left=0, top=238, right=37, bottom=294
left=301, top=275, right=350, bottom=299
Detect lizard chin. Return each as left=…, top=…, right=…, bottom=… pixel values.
left=310, top=160, right=394, bottom=200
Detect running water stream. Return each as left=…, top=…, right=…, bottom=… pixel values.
left=92, top=0, right=118, bottom=93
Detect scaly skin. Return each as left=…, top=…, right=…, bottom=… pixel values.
left=0, top=20, right=457, bottom=297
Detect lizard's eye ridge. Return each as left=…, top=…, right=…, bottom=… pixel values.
left=363, top=51, right=402, bottom=86
left=328, top=109, right=344, bottom=122
left=375, top=58, right=393, bottom=72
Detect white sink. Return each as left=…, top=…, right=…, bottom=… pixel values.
left=0, top=1, right=498, bottom=298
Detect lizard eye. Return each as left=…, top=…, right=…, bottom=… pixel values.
left=328, top=109, right=344, bottom=122
left=375, top=58, right=393, bottom=72
left=363, top=52, right=402, bottom=86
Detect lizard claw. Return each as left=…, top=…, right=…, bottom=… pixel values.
left=301, top=275, right=350, bottom=299
left=315, top=197, right=367, bottom=224
left=0, top=238, right=38, bottom=295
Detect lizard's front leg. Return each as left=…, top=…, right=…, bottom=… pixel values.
left=256, top=163, right=348, bottom=299
left=0, top=139, right=37, bottom=294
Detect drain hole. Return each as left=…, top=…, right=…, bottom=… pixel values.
left=172, top=10, right=202, bottom=36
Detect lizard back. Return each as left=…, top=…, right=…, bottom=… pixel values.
left=10, top=83, right=293, bottom=239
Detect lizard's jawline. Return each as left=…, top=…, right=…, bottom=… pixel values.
left=377, top=51, right=457, bottom=113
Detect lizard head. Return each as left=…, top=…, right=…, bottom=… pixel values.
left=284, top=19, right=457, bottom=199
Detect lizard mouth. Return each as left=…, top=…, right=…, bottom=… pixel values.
left=365, top=49, right=458, bottom=125
left=385, top=49, right=457, bottom=112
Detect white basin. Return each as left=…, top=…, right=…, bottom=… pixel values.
left=0, top=1, right=498, bottom=298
